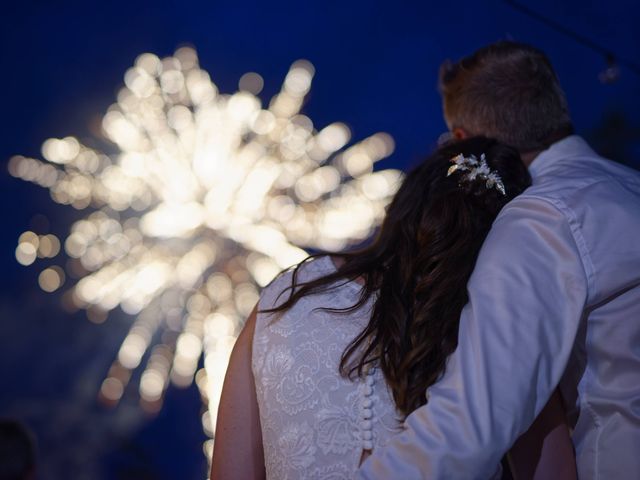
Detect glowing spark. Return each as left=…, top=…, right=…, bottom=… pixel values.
left=9, top=47, right=402, bottom=458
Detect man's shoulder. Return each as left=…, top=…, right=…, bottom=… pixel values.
left=519, top=154, right=640, bottom=214
left=524, top=136, right=640, bottom=205
left=491, top=152, right=640, bottom=265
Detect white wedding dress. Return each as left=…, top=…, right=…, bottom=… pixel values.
left=252, top=256, right=403, bottom=480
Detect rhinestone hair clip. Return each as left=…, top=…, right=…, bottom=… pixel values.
left=446, top=153, right=506, bottom=196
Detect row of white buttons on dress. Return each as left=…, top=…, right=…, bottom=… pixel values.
left=360, top=365, right=376, bottom=451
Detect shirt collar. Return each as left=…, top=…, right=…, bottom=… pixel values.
left=528, top=135, right=596, bottom=179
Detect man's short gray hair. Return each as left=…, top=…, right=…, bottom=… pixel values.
left=439, top=41, right=573, bottom=152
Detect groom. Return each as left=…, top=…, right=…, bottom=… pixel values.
left=358, top=41, right=640, bottom=478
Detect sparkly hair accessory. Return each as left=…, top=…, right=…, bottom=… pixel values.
left=446, top=153, right=506, bottom=196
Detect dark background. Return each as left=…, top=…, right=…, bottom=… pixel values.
left=1, top=1, right=638, bottom=478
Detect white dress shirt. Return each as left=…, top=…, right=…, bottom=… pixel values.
left=357, top=136, right=640, bottom=479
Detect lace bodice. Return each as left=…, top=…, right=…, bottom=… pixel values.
left=252, top=256, right=403, bottom=479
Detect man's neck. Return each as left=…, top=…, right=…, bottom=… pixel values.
left=521, top=129, right=575, bottom=167
left=520, top=150, right=542, bottom=167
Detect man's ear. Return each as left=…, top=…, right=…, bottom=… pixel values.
left=452, top=127, right=469, bottom=139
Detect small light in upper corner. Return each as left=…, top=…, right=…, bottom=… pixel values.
left=38, top=266, right=65, bottom=292
left=100, top=377, right=125, bottom=402
left=37, top=234, right=61, bottom=258
left=239, top=72, right=264, bottom=95
left=16, top=242, right=37, bottom=266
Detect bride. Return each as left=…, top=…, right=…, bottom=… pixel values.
left=210, top=136, right=576, bottom=479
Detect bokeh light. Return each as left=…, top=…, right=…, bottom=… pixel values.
left=9, top=46, right=403, bottom=462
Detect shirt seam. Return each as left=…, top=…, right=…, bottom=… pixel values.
left=513, top=194, right=597, bottom=298
left=518, top=194, right=601, bottom=478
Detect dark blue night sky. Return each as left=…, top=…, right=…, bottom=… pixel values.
left=1, top=1, right=638, bottom=478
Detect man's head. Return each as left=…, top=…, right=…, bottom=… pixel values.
left=439, top=41, right=573, bottom=154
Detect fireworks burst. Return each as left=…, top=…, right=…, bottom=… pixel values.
left=9, top=46, right=402, bottom=458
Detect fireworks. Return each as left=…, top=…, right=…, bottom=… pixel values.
left=9, top=47, right=402, bottom=458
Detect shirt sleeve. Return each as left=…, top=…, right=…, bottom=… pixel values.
left=357, top=196, right=590, bottom=479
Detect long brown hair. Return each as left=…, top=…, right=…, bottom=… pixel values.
left=263, top=137, right=532, bottom=417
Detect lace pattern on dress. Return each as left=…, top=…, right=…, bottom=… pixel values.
left=252, top=256, right=403, bottom=479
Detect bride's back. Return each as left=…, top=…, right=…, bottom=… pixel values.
left=252, top=255, right=402, bottom=479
